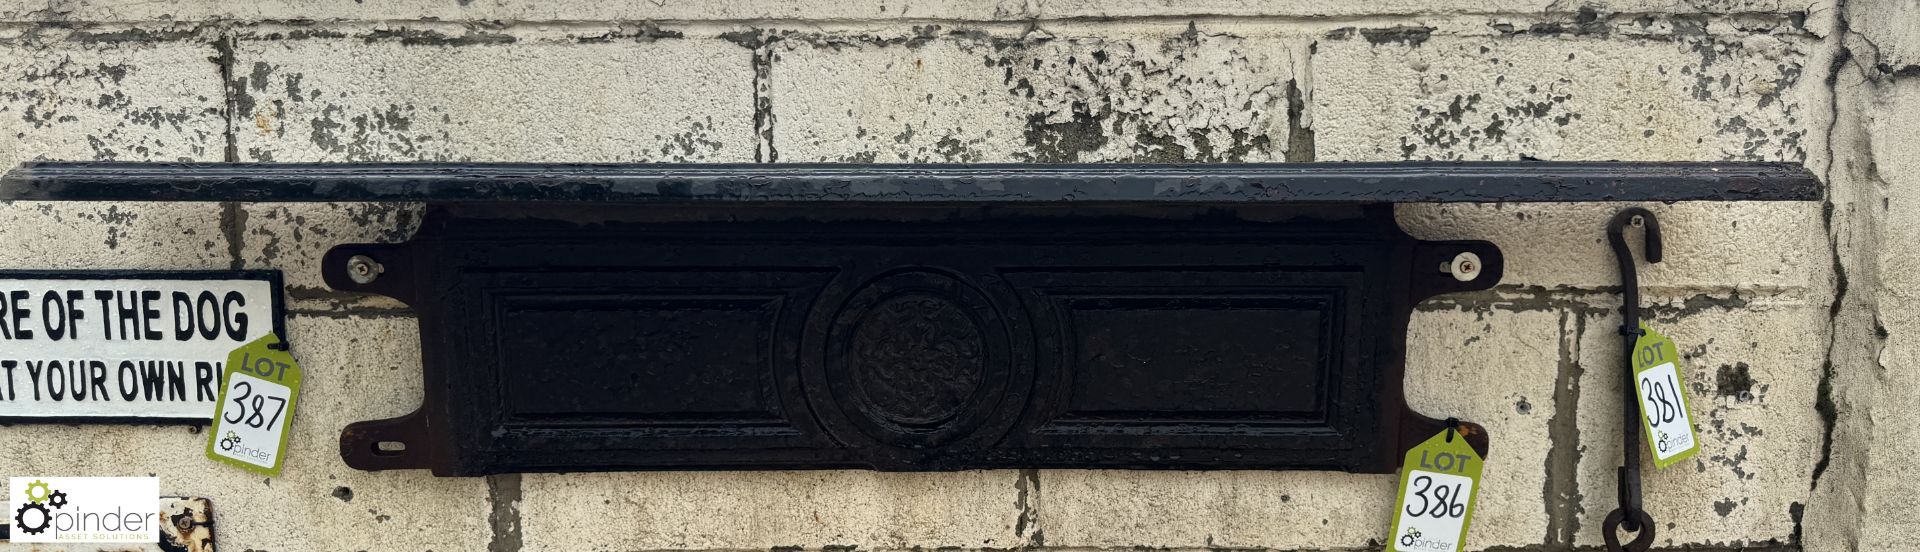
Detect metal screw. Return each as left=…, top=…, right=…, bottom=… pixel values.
left=1446, top=252, right=1482, bottom=282
left=1630, top=215, right=1645, bottom=228
left=346, top=255, right=384, bottom=285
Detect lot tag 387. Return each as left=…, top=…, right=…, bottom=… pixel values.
left=206, top=334, right=302, bottom=475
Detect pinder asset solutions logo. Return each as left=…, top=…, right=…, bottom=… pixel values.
left=1397, top=526, right=1455, bottom=551
left=8, top=477, right=159, bottom=543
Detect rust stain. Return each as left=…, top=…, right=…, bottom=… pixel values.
left=161, top=496, right=216, bottom=552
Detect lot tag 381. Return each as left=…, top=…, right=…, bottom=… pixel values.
left=1632, top=323, right=1700, bottom=468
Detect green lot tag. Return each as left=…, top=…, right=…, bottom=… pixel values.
left=1388, top=427, right=1483, bottom=552
left=206, top=334, right=302, bottom=476
left=1632, top=323, right=1699, bottom=468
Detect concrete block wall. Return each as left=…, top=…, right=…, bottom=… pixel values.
left=0, top=1, right=1906, bottom=551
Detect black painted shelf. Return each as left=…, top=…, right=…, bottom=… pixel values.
left=1, top=161, right=1820, bottom=204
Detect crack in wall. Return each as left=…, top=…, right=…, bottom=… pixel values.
left=213, top=31, right=244, bottom=271
left=1415, top=285, right=1795, bottom=318
left=213, top=32, right=237, bottom=162
left=1015, top=468, right=1044, bottom=547
left=1284, top=78, right=1315, bottom=162
left=747, top=30, right=779, bottom=163
left=219, top=202, right=243, bottom=270
left=488, top=473, right=524, bottom=552
left=1802, top=0, right=1900, bottom=547
left=285, top=307, right=417, bottom=319
left=1541, top=309, right=1584, bottom=550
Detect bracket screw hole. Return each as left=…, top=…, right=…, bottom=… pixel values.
left=346, top=255, right=385, bottom=285
left=373, top=440, right=407, bottom=456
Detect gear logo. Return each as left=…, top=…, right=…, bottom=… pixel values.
left=218, top=431, right=242, bottom=451
left=14, top=502, right=50, bottom=535
left=1399, top=527, right=1423, bottom=547
left=13, top=480, right=63, bottom=535
left=22, top=480, right=50, bottom=503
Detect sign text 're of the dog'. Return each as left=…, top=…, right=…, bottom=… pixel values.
left=0, top=272, right=282, bottom=420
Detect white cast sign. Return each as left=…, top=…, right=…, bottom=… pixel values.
left=0, top=273, right=282, bottom=420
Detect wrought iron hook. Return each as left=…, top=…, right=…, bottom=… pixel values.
left=1608, top=207, right=1664, bottom=336
left=1603, top=207, right=1661, bottom=552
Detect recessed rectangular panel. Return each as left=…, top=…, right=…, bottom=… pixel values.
left=1065, top=296, right=1331, bottom=418
left=1005, top=267, right=1364, bottom=457
left=446, top=267, right=838, bottom=463
left=496, top=295, right=782, bottom=422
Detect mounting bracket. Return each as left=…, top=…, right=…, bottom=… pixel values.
left=0, top=162, right=1819, bottom=476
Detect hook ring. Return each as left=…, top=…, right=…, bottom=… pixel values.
left=1602, top=507, right=1656, bottom=552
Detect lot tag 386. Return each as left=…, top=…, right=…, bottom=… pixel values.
left=1387, top=427, right=1483, bottom=552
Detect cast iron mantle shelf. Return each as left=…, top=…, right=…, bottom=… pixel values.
left=1, top=161, right=1818, bottom=203
left=0, top=161, right=1820, bottom=476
